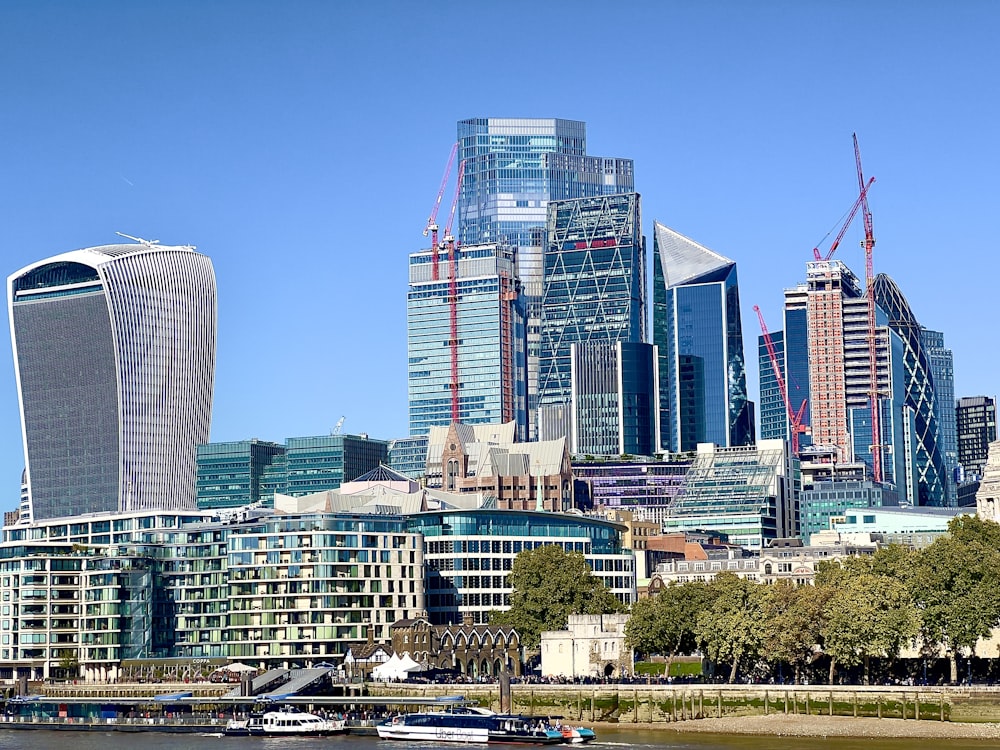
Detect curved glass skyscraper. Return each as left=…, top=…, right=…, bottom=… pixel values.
left=8, top=242, right=216, bottom=519
left=871, top=274, right=947, bottom=506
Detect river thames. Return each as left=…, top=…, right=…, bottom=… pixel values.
left=0, top=727, right=996, bottom=750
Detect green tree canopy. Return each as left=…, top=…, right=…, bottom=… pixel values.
left=760, top=581, right=831, bottom=683
left=695, top=572, right=767, bottom=683
left=625, top=581, right=715, bottom=666
left=489, top=544, right=623, bottom=650
left=821, top=571, right=918, bottom=684
left=908, top=515, right=1000, bottom=682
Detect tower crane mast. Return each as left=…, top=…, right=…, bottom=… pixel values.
left=854, top=133, right=882, bottom=484
left=442, top=159, right=466, bottom=423
left=812, top=176, right=876, bottom=261
left=424, top=143, right=458, bottom=281
left=754, top=305, right=808, bottom=454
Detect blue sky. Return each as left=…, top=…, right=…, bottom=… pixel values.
left=1, top=1, right=997, bottom=502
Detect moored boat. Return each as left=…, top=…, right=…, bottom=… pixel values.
left=223, top=706, right=346, bottom=737
left=376, top=706, right=565, bottom=744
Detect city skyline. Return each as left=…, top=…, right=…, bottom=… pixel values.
left=2, top=3, right=999, bottom=498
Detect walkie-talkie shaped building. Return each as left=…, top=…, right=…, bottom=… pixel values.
left=8, top=241, right=216, bottom=520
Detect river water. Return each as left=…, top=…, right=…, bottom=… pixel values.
left=0, top=727, right=994, bottom=750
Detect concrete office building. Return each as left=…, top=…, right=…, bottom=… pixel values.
left=8, top=241, right=216, bottom=520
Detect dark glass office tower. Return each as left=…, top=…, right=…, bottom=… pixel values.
left=957, top=395, right=997, bottom=479
left=652, top=223, right=753, bottom=453
left=570, top=341, right=659, bottom=456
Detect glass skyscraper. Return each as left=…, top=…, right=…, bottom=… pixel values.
left=957, top=396, right=997, bottom=479
left=871, top=274, right=947, bottom=506
left=921, top=327, right=957, bottom=504
left=652, top=223, right=753, bottom=453
left=456, top=118, right=635, bottom=250
left=538, top=193, right=646, bottom=443
left=758, top=331, right=786, bottom=441
left=455, top=118, right=634, bottom=437
left=8, top=242, right=216, bottom=520
left=407, top=243, right=527, bottom=436
left=570, top=341, right=659, bottom=456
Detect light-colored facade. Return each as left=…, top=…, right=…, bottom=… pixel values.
left=225, top=513, right=425, bottom=666
left=425, top=422, right=574, bottom=511
left=0, top=507, right=423, bottom=679
left=540, top=614, right=631, bottom=679
left=831, top=506, right=970, bottom=548
left=975, top=441, right=1000, bottom=524
left=8, top=242, right=216, bottom=520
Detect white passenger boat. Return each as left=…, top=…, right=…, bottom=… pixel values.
left=376, top=706, right=568, bottom=744
left=224, top=706, right=346, bottom=736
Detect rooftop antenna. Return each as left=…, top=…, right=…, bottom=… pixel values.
left=116, top=232, right=160, bottom=245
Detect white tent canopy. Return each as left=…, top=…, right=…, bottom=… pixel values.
left=217, top=662, right=258, bottom=673
left=371, top=653, right=427, bottom=681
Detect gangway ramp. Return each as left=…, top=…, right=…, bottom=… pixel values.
left=258, top=668, right=331, bottom=699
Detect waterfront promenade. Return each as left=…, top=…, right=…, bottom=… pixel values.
left=6, top=680, right=1000, bottom=737
left=365, top=681, right=1000, bottom=725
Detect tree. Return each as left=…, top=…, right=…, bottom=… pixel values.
left=908, top=515, right=1000, bottom=683
left=821, top=571, right=918, bottom=684
left=760, top=581, right=831, bottom=683
left=489, top=545, right=623, bottom=650
left=695, top=573, right=767, bottom=683
left=625, top=582, right=715, bottom=674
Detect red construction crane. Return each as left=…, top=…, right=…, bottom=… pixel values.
left=811, top=176, right=876, bottom=261
left=441, top=159, right=466, bottom=423
left=754, top=305, right=808, bottom=454
left=854, top=133, right=882, bottom=483
left=423, top=142, right=458, bottom=281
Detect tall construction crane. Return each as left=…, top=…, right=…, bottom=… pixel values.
left=441, top=159, right=466, bottom=423
left=854, top=133, right=883, bottom=484
left=811, top=176, right=876, bottom=261
left=754, top=305, right=808, bottom=454
left=423, top=143, right=458, bottom=281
